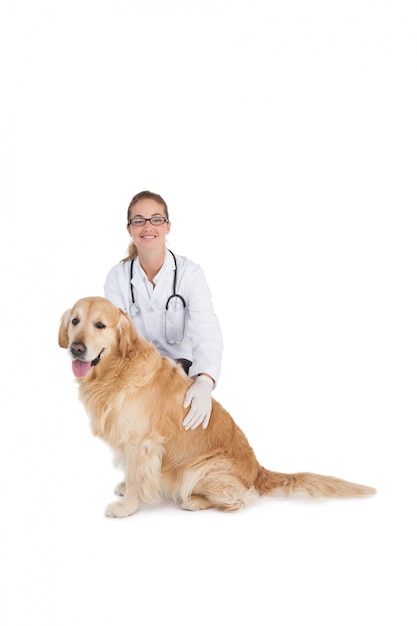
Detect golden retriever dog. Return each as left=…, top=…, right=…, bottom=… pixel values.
left=58, top=296, right=376, bottom=517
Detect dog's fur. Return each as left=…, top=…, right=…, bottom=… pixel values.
left=58, top=296, right=376, bottom=517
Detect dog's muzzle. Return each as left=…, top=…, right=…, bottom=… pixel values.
left=70, top=343, right=104, bottom=367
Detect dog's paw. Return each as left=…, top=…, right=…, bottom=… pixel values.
left=181, top=496, right=213, bottom=511
left=114, top=481, right=126, bottom=496
left=105, top=501, right=137, bottom=518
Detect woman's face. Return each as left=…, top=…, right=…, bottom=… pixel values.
left=127, top=198, right=171, bottom=254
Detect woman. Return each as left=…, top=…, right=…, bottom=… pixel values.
left=104, top=190, right=224, bottom=430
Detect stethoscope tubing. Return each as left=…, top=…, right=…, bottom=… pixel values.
left=130, top=249, right=186, bottom=312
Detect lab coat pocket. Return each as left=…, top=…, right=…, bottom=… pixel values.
left=164, top=306, right=186, bottom=345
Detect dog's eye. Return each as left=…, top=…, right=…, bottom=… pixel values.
left=95, top=322, right=106, bottom=329
left=71, top=317, right=80, bottom=326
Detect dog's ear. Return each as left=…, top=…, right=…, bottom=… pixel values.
left=116, top=310, right=138, bottom=358
left=58, top=309, right=72, bottom=348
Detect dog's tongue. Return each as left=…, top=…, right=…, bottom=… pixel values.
left=72, top=360, right=92, bottom=378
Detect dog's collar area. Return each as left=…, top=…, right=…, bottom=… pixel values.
left=91, top=349, right=105, bottom=367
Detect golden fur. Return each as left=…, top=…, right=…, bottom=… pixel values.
left=58, top=296, right=376, bottom=517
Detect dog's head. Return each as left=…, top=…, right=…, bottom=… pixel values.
left=58, top=296, right=137, bottom=378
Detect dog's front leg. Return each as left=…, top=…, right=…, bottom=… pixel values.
left=106, top=436, right=164, bottom=518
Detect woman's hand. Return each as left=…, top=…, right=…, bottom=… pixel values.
left=183, top=375, right=214, bottom=430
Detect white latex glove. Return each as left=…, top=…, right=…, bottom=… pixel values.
left=183, top=375, right=214, bottom=430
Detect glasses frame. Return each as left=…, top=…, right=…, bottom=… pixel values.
left=128, top=216, right=168, bottom=227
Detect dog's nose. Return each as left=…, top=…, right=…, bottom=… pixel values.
left=70, top=342, right=87, bottom=357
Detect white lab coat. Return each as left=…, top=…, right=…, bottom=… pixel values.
left=104, top=248, right=223, bottom=383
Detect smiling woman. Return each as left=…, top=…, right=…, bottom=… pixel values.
left=104, top=190, right=224, bottom=431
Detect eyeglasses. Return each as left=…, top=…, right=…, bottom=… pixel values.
left=128, top=216, right=168, bottom=227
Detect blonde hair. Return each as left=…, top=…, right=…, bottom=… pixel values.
left=121, top=191, right=170, bottom=262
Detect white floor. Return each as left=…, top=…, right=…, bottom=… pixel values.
left=1, top=340, right=414, bottom=626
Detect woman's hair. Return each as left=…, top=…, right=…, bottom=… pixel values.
left=122, top=190, right=169, bottom=262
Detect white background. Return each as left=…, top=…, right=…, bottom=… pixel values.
left=1, top=1, right=416, bottom=624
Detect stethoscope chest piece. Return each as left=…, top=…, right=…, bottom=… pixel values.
left=130, top=250, right=186, bottom=344
left=129, top=303, right=140, bottom=317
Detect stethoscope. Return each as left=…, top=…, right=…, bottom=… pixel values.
left=129, top=249, right=186, bottom=344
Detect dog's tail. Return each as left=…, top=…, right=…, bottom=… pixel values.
left=255, top=467, right=376, bottom=499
